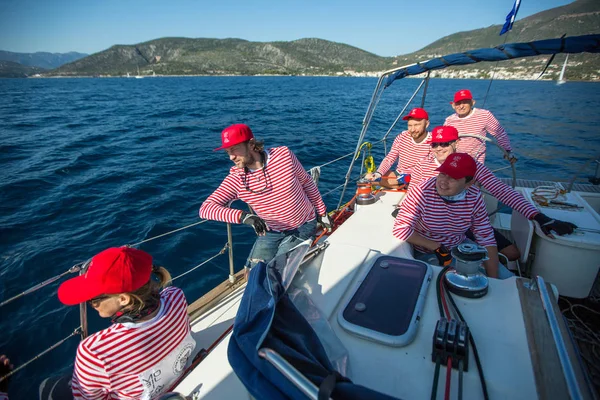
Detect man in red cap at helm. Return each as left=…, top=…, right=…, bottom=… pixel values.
left=408, top=125, right=577, bottom=262
left=393, top=153, right=509, bottom=279
left=364, top=107, right=432, bottom=187
left=445, top=89, right=515, bottom=164
left=200, top=123, right=331, bottom=270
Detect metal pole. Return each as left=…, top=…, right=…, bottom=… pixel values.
left=79, top=301, right=88, bottom=339
left=258, top=348, right=326, bottom=400
left=227, top=223, right=235, bottom=283
left=79, top=268, right=88, bottom=339
left=536, top=276, right=583, bottom=400
left=420, top=71, right=431, bottom=108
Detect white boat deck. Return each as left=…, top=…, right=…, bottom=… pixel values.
left=175, top=190, right=539, bottom=399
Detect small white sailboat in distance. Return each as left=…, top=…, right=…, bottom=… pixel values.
left=557, top=54, right=568, bottom=85
left=135, top=65, right=143, bottom=79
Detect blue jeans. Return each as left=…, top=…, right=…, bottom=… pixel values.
left=413, top=242, right=514, bottom=280
left=245, top=220, right=317, bottom=269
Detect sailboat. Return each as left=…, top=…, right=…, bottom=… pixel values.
left=135, top=65, right=143, bottom=79
left=557, top=54, right=568, bottom=85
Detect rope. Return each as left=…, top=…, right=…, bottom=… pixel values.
left=171, top=243, right=229, bottom=282
left=0, top=264, right=83, bottom=308
left=129, top=220, right=209, bottom=247
left=482, top=32, right=511, bottom=108
left=355, top=142, right=376, bottom=174
left=559, top=296, right=600, bottom=390
left=0, top=327, right=82, bottom=383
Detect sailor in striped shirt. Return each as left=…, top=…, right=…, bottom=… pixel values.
left=364, top=107, right=431, bottom=187
left=199, top=124, right=331, bottom=269
left=56, top=247, right=196, bottom=400
left=393, top=153, right=508, bottom=278
left=409, top=125, right=577, bottom=261
left=444, top=89, right=515, bottom=164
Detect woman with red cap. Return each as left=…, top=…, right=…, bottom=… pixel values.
left=55, top=246, right=196, bottom=399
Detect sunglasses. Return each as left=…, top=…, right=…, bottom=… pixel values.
left=431, top=140, right=456, bottom=149
left=88, top=295, right=112, bottom=307
left=242, top=167, right=270, bottom=194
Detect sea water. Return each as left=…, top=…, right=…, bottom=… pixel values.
left=1, top=76, right=599, bottom=398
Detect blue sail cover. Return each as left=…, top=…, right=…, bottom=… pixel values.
left=385, top=34, right=600, bottom=88
left=227, top=245, right=399, bottom=400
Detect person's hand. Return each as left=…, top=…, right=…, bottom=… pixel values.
left=365, top=172, right=382, bottom=182
left=533, top=213, right=577, bottom=237
left=504, top=151, right=518, bottom=164
left=241, top=212, right=268, bottom=236
left=0, top=354, right=14, bottom=393
left=317, top=214, right=332, bottom=233
left=435, top=245, right=453, bottom=267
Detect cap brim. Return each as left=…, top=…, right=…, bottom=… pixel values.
left=435, top=165, right=463, bottom=180
left=57, top=275, right=105, bottom=306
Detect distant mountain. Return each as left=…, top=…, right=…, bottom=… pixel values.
left=40, top=0, right=600, bottom=80
left=0, top=60, right=46, bottom=78
left=48, top=38, right=389, bottom=77
left=394, top=0, right=600, bottom=81
left=0, top=51, right=88, bottom=69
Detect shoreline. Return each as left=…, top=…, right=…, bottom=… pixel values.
left=16, top=74, right=600, bottom=82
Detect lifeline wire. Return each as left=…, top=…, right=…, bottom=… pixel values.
left=0, top=327, right=82, bottom=383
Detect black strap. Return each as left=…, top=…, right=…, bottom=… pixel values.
left=318, top=371, right=350, bottom=400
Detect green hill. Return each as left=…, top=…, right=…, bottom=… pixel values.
left=45, top=0, right=600, bottom=80
left=0, top=60, right=46, bottom=78
left=49, top=38, right=391, bottom=77
left=394, top=0, right=600, bottom=81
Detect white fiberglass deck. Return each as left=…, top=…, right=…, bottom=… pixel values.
left=176, top=190, right=538, bottom=399
left=295, top=190, right=537, bottom=399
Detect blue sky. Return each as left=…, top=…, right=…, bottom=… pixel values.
left=0, top=0, right=574, bottom=57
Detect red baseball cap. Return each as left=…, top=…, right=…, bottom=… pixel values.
left=402, top=107, right=429, bottom=121
left=430, top=126, right=459, bottom=143
left=436, top=153, right=476, bottom=180
left=453, top=89, right=473, bottom=103
left=214, top=123, right=254, bottom=151
left=58, top=247, right=153, bottom=306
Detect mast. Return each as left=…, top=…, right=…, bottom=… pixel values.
left=558, top=55, right=568, bottom=83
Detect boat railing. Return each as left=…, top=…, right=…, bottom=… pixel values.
left=0, top=217, right=237, bottom=383
left=258, top=347, right=330, bottom=400
left=0, top=146, right=366, bottom=384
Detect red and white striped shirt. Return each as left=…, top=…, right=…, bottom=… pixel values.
left=377, top=131, right=431, bottom=176
left=393, top=177, right=496, bottom=252
left=444, top=108, right=512, bottom=163
left=199, top=146, right=327, bottom=232
left=72, top=287, right=195, bottom=400
left=408, top=155, right=538, bottom=219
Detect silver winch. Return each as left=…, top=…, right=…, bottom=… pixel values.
left=355, top=179, right=376, bottom=207
left=444, top=243, right=489, bottom=298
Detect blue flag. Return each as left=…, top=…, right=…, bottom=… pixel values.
left=500, top=0, right=521, bottom=35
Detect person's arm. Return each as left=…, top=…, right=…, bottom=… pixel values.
left=406, top=232, right=440, bottom=251
left=470, top=192, right=499, bottom=278
left=71, top=342, right=110, bottom=400
left=484, top=110, right=512, bottom=152
left=483, top=245, right=500, bottom=279
left=198, top=174, right=243, bottom=224
left=289, top=148, right=327, bottom=216
left=0, top=355, right=12, bottom=400
left=475, top=163, right=538, bottom=219
left=376, top=135, right=402, bottom=176
left=393, top=183, right=424, bottom=241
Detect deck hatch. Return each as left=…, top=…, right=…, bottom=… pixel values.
left=338, top=256, right=432, bottom=346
